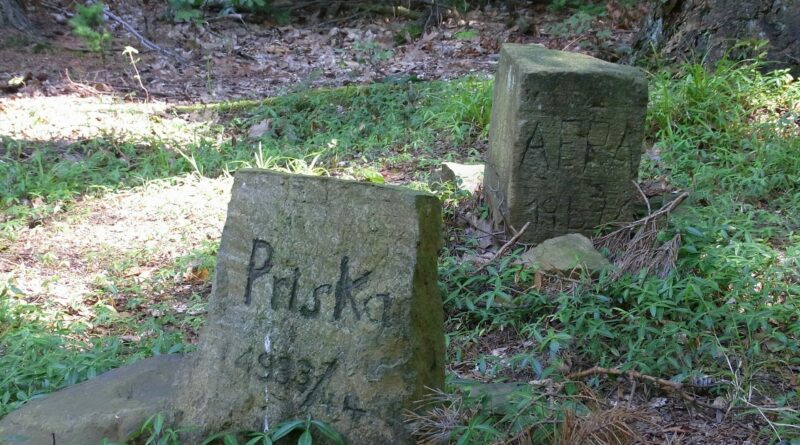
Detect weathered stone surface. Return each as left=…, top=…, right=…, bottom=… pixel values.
left=484, top=44, right=648, bottom=244
left=519, top=233, right=610, bottom=273
left=0, top=354, right=185, bottom=444
left=441, top=162, right=485, bottom=194
left=176, top=169, right=445, bottom=443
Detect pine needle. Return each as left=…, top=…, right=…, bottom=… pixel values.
left=594, top=192, right=689, bottom=279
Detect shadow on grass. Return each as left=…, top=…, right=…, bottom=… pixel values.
left=0, top=76, right=493, bottom=237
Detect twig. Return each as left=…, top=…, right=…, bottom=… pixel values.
left=44, top=1, right=182, bottom=60
left=474, top=222, right=529, bottom=273
left=98, top=3, right=185, bottom=60
left=568, top=366, right=683, bottom=390
left=633, top=180, right=651, bottom=216
left=101, top=8, right=160, bottom=53
left=562, top=34, right=587, bottom=51
left=206, top=13, right=248, bottom=23
left=599, top=191, right=689, bottom=237
left=64, top=69, right=105, bottom=96
left=567, top=366, right=718, bottom=410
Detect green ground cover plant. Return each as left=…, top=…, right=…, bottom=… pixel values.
left=1, top=56, right=798, bottom=443
left=438, top=58, right=800, bottom=443
left=0, top=281, right=187, bottom=417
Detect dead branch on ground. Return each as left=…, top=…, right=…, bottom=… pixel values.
left=567, top=366, right=718, bottom=411
left=475, top=221, right=530, bottom=273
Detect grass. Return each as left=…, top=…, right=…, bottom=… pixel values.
left=0, top=76, right=492, bottom=240
left=0, top=281, right=188, bottom=417
left=2, top=56, right=799, bottom=443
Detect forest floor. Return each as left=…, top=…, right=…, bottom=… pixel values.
left=1, top=2, right=799, bottom=445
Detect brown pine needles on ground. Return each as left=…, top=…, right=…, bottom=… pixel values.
left=555, top=407, right=650, bottom=445
left=594, top=191, right=689, bottom=279
left=406, top=390, right=470, bottom=445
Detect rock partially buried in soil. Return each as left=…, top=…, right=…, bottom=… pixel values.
left=440, top=162, right=485, bottom=194
left=176, top=169, right=445, bottom=444
left=520, top=233, right=610, bottom=273
left=0, top=354, right=185, bottom=444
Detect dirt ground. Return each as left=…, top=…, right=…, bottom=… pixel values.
left=0, top=2, right=779, bottom=444
left=0, top=1, right=644, bottom=102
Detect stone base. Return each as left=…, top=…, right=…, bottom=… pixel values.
left=0, top=354, right=186, bottom=445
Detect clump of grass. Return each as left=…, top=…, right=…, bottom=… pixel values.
left=100, top=412, right=345, bottom=445
left=239, top=75, right=492, bottom=158
left=0, top=281, right=187, bottom=417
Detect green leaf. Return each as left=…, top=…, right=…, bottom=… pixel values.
left=684, top=226, right=704, bottom=237
left=271, top=420, right=305, bottom=440
left=174, top=8, right=202, bottom=22
left=454, top=30, right=478, bottom=40
left=564, top=382, right=579, bottom=396
left=310, top=420, right=345, bottom=445
left=245, top=436, right=272, bottom=445
left=359, top=167, right=385, bottom=184
left=201, top=432, right=234, bottom=445
left=153, top=414, right=164, bottom=434
left=298, top=429, right=312, bottom=445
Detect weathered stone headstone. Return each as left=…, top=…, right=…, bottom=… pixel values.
left=177, top=169, right=445, bottom=443
left=484, top=44, right=648, bottom=244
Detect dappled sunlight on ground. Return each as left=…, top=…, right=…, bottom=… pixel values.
left=0, top=95, right=216, bottom=144
left=0, top=175, right=230, bottom=313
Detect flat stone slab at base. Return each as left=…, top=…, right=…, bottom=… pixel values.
left=519, top=233, right=610, bottom=273
left=176, top=169, right=445, bottom=444
left=484, top=44, right=648, bottom=244
left=0, top=354, right=185, bottom=445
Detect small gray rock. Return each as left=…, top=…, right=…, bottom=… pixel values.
left=520, top=233, right=610, bottom=273
left=440, top=162, right=484, bottom=194
left=247, top=118, right=272, bottom=139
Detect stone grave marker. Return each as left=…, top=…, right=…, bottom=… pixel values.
left=177, top=169, right=445, bottom=443
left=484, top=44, right=648, bottom=244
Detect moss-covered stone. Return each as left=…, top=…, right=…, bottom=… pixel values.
left=484, top=44, right=648, bottom=244
left=176, top=170, right=445, bottom=444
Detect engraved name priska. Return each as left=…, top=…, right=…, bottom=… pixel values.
left=243, top=239, right=392, bottom=325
